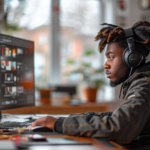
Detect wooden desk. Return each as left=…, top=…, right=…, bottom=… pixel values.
left=0, top=113, right=128, bottom=150
left=19, top=134, right=128, bottom=150
left=2, top=103, right=107, bottom=114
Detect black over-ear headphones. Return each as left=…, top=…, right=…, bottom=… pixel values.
left=122, top=28, right=146, bottom=68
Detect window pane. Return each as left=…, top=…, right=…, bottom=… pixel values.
left=1, top=0, right=51, bottom=88
left=60, top=0, right=101, bottom=83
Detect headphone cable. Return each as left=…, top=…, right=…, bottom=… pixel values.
left=129, top=67, right=133, bottom=78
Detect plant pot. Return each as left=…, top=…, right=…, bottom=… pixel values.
left=39, top=89, right=51, bottom=104
left=82, top=87, right=98, bottom=102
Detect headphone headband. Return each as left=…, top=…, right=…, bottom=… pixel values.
left=124, top=28, right=135, bottom=53
left=124, top=28, right=134, bottom=38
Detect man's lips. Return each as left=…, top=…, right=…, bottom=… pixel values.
left=105, top=71, right=111, bottom=78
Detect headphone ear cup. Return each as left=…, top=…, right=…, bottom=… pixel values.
left=135, top=46, right=146, bottom=66
left=122, top=46, right=146, bottom=68
left=122, top=47, right=130, bottom=68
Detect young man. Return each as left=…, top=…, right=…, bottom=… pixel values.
left=31, top=20, right=150, bottom=146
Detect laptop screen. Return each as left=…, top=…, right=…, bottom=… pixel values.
left=0, top=34, right=34, bottom=110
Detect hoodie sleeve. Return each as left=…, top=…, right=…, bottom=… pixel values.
left=69, top=112, right=112, bottom=117
left=62, top=78, right=150, bottom=145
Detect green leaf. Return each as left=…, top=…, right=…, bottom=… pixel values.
left=81, top=63, right=91, bottom=68
left=91, top=68, right=104, bottom=75
left=66, top=59, right=75, bottom=64
left=3, top=24, right=20, bottom=32
left=64, top=68, right=85, bottom=76
left=94, top=79, right=107, bottom=88
left=84, top=49, right=95, bottom=56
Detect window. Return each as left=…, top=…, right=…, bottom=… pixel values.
left=1, top=0, right=51, bottom=88
left=1, top=0, right=115, bottom=102
left=60, top=0, right=101, bottom=83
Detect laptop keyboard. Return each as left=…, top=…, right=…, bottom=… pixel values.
left=0, top=119, right=36, bottom=129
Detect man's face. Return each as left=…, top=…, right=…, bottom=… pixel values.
left=104, top=42, right=130, bottom=87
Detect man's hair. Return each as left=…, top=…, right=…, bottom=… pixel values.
left=95, top=20, right=150, bottom=56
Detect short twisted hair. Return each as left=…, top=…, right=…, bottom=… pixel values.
left=95, top=20, right=150, bottom=56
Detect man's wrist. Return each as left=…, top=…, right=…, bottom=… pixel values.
left=54, top=118, right=64, bottom=133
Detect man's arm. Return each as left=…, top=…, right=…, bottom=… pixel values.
left=54, top=112, right=112, bottom=132
left=62, top=78, right=150, bottom=145
left=30, top=112, right=112, bottom=132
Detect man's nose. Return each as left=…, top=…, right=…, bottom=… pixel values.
left=103, top=61, right=110, bottom=69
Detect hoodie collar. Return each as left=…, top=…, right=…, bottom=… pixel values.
left=119, top=61, right=150, bottom=100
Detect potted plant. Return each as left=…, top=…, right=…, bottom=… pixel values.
left=65, top=49, right=106, bottom=102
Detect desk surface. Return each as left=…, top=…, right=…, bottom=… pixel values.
left=20, top=132, right=128, bottom=150
left=2, top=103, right=107, bottom=114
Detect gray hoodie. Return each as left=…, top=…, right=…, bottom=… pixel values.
left=62, top=62, right=150, bottom=145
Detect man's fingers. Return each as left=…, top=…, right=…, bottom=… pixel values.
left=30, top=121, right=37, bottom=128
left=29, top=116, right=58, bottom=130
left=30, top=119, right=44, bottom=128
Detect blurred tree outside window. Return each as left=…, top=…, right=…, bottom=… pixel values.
left=0, top=0, right=51, bottom=88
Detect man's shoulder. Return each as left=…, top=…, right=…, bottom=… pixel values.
left=131, top=75, right=150, bottom=86
left=126, top=75, right=150, bottom=96
left=123, top=76, right=150, bottom=102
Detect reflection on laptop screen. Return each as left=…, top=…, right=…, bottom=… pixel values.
left=0, top=34, right=34, bottom=110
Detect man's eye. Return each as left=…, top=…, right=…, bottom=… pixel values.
left=109, top=56, right=114, bottom=60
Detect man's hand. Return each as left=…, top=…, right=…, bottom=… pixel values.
left=30, top=116, right=58, bottom=130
